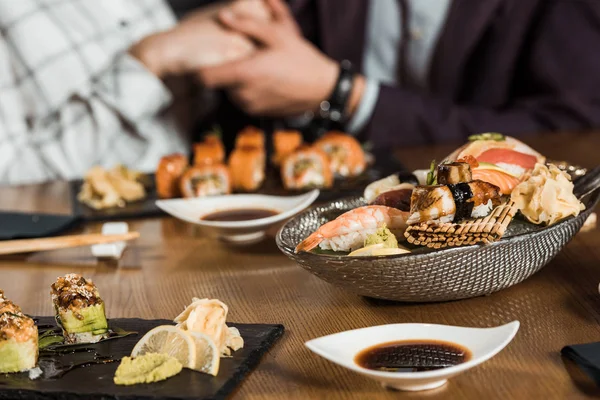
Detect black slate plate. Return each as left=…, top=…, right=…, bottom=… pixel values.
left=0, top=317, right=284, bottom=400
left=70, top=150, right=405, bottom=222
left=0, top=212, right=81, bottom=241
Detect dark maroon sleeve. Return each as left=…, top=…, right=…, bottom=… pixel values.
left=363, top=0, right=600, bottom=148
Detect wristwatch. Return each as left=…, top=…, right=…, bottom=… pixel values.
left=318, top=60, right=355, bottom=128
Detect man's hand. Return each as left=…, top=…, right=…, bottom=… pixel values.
left=129, top=0, right=271, bottom=77
left=197, top=0, right=365, bottom=117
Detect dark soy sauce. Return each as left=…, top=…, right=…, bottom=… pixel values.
left=355, top=340, right=471, bottom=372
left=201, top=208, right=278, bottom=222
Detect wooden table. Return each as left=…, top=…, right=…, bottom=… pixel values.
left=1, top=132, right=599, bottom=399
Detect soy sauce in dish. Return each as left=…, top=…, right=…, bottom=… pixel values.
left=355, top=340, right=471, bottom=372
left=201, top=208, right=278, bottom=222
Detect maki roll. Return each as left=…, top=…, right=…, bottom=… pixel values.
left=314, top=131, right=366, bottom=177
left=272, top=130, right=303, bottom=166
left=180, top=165, right=231, bottom=197
left=229, top=146, right=265, bottom=192
left=407, top=180, right=501, bottom=225
left=156, top=153, right=188, bottom=199
left=281, top=146, right=333, bottom=190
left=193, top=135, right=225, bottom=166
left=0, top=291, right=38, bottom=373
left=51, top=274, right=108, bottom=344
left=235, top=126, right=265, bottom=149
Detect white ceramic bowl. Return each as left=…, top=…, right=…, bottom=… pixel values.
left=305, top=321, right=520, bottom=392
left=156, top=190, right=319, bottom=245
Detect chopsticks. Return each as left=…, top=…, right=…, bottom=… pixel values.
left=0, top=232, right=140, bottom=255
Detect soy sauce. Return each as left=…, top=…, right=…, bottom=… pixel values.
left=201, top=208, right=278, bottom=222
left=355, top=340, right=471, bottom=372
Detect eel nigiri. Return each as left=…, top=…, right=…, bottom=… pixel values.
left=295, top=206, right=409, bottom=253
left=437, top=162, right=472, bottom=185
left=0, top=291, right=38, bottom=373
left=407, top=180, right=501, bottom=225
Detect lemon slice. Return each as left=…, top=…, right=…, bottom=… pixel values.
left=348, top=243, right=385, bottom=257
left=371, top=247, right=411, bottom=256
left=188, top=331, right=220, bottom=376
left=131, top=326, right=196, bottom=369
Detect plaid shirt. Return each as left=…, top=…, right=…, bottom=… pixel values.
left=0, top=0, right=191, bottom=185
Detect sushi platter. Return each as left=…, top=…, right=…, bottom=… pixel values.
left=277, top=133, right=600, bottom=302
left=71, top=128, right=404, bottom=221
left=0, top=275, right=284, bottom=400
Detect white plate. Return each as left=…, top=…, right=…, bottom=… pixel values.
left=305, top=321, right=519, bottom=392
left=156, top=190, right=319, bottom=245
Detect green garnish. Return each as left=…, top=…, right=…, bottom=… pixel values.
left=468, top=132, right=505, bottom=142
left=206, top=124, right=222, bottom=139
left=426, top=160, right=437, bottom=185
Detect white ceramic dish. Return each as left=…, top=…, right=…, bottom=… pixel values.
left=305, top=321, right=519, bottom=392
left=156, top=190, right=320, bottom=245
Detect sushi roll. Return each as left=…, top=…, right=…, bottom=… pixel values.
left=51, top=274, right=108, bottom=344
left=235, top=126, right=265, bottom=149
left=407, top=180, right=501, bottom=225
left=364, top=172, right=420, bottom=203
left=156, top=153, right=188, bottom=199
left=229, top=146, right=265, bottom=192
left=437, top=162, right=472, bottom=185
left=281, top=146, right=333, bottom=190
left=193, top=135, right=225, bottom=166
left=314, top=131, right=366, bottom=177
left=272, top=130, right=303, bottom=166
left=180, top=165, right=231, bottom=197
left=0, top=291, right=38, bottom=373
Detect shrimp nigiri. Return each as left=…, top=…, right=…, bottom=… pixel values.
left=295, top=206, right=409, bottom=253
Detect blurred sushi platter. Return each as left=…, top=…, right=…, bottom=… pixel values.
left=71, top=127, right=404, bottom=221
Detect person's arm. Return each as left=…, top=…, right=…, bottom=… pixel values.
left=360, top=0, right=600, bottom=147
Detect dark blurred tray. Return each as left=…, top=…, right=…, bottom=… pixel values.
left=0, top=317, right=284, bottom=400
left=70, top=150, right=406, bottom=221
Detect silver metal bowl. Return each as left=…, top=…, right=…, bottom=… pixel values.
left=276, top=169, right=600, bottom=302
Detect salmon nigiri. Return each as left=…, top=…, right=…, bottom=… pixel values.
left=471, top=168, right=521, bottom=195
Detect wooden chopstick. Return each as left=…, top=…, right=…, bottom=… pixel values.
left=0, top=232, right=140, bottom=255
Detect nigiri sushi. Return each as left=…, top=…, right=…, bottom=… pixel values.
left=295, top=205, right=409, bottom=253
left=314, top=131, right=366, bottom=177
left=471, top=167, right=521, bottom=195
left=437, top=162, right=472, bottom=185
left=0, top=291, right=39, bottom=373
left=193, top=135, right=225, bottom=166
left=281, top=146, right=333, bottom=190
left=180, top=164, right=231, bottom=197
left=235, top=126, right=265, bottom=149
left=156, top=153, right=188, bottom=199
left=369, top=186, right=414, bottom=211
left=272, top=130, right=303, bottom=166
left=445, top=134, right=545, bottom=178
left=229, top=146, right=265, bottom=192
left=364, top=172, right=419, bottom=203
left=407, top=181, right=501, bottom=225
left=51, top=274, right=108, bottom=344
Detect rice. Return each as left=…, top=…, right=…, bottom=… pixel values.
left=495, top=163, right=526, bottom=178
left=319, top=228, right=380, bottom=252
left=472, top=200, right=494, bottom=218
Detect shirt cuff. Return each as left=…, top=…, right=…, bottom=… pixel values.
left=92, top=52, right=173, bottom=124
left=346, top=79, right=380, bottom=134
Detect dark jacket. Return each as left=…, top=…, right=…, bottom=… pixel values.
left=292, top=0, right=600, bottom=147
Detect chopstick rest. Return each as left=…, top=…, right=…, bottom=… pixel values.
left=561, top=343, right=600, bottom=386
left=91, top=222, right=130, bottom=259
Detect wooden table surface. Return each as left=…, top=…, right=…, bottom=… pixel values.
left=1, top=132, right=599, bottom=399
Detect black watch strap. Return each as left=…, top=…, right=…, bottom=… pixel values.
left=319, top=60, right=355, bottom=125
